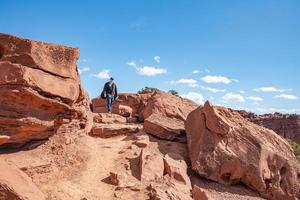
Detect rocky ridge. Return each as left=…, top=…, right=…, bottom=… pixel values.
left=1, top=33, right=299, bottom=200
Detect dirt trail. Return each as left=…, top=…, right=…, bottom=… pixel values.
left=0, top=132, right=135, bottom=200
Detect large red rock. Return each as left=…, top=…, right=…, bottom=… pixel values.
left=0, top=158, right=46, bottom=200
left=238, top=111, right=300, bottom=144
left=185, top=101, right=300, bottom=200
left=142, top=91, right=198, bottom=140
left=141, top=91, right=198, bottom=121
left=0, top=33, right=91, bottom=146
left=143, top=113, right=185, bottom=140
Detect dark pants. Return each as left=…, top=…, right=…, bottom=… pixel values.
left=106, top=94, right=114, bottom=112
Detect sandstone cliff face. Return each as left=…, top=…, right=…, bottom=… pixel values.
left=186, top=102, right=300, bottom=200
left=238, top=111, right=300, bottom=144
left=0, top=33, right=90, bottom=147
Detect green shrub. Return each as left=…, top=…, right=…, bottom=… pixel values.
left=287, top=139, right=300, bottom=162
left=138, top=86, right=160, bottom=94
left=168, top=90, right=179, bottom=96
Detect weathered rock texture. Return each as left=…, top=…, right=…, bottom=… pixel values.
left=143, top=113, right=185, bottom=140
left=186, top=101, right=300, bottom=200
left=0, top=33, right=91, bottom=147
left=92, top=91, right=198, bottom=141
left=238, top=111, right=300, bottom=144
left=0, top=158, right=46, bottom=200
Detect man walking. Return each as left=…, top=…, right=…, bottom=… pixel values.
left=102, top=77, right=118, bottom=113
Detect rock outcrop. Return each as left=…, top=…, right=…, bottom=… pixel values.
left=92, top=91, right=198, bottom=141
left=0, top=33, right=91, bottom=147
left=186, top=101, right=300, bottom=200
left=238, top=111, right=300, bottom=144
left=0, top=158, right=46, bottom=200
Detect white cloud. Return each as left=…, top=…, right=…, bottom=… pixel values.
left=222, top=93, right=245, bottom=102
left=93, top=69, right=110, bottom=79
left=200, top=86, right=226, bottom=93
left=126, top=61, right=138, bottom=68
left=154, top=56, right=160, bottom=63
left=246, top=96, right=263, bottom=101
left=127, top=60, right=166, bottom=77
left=138, top=66, right=167, bottom=76
left=201, top=75, right=232, bottom=84
left=275, top=94, right=298, bottom=100
left=239, top=90, right=245, bottom=94
left=181, top=92, right=204, bottom=104
left=173, top=78, right=199, bottom=88
left=254, top=87, right=292, bottom=93
left=78, top=67, right=90, bottom=74
left=192, top=70, right=200, bottom=74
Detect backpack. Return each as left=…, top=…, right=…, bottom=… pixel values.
left=100, top=90, right=106, bottom=99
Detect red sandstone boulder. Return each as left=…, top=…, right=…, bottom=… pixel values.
left=0, top=158, right=46, bottom=200
left=138, top=147, right=164, bottom=182
left=143, top=113, right=185, bottom=140
left=89, top=123, right=142, bottom=138
left=141, top=91, right=198, bottom=121
left=0, top=33, right=91, bottom=146
left=185, top=101, right=300, bottom=200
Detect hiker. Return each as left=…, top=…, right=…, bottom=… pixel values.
left=101, top=77, right=118, bottom=113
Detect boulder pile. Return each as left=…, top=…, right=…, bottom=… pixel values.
left=0, top=33, right=91, bottom=147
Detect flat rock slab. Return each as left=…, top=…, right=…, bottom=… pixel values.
left=143, top=113, right=185, bottom=140
left=89, top=123, right=142, bottom=138
left=93, top=113, right=127, bottom=124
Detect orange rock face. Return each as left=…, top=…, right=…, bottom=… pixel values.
left=0, top=33, right=90, bottom=146
left=185, top=101, right=300, bottom=200
left=141, top=91, right=198, bottom=121
left=0, top=158, right=46, bottom=200
left=143, top=113, right=185, bottom=140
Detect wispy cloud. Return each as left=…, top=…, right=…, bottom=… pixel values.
left=200, top=86, right=226, bottom=93
left=126, top=61, right=138, bottom=68
left=138, top=66, right=167, bottom=76
left=127, top=61, right=167, bottom=76
left=254, top=87, right=292, bottom=93
left=171, top=78, right=199, bottom=88
left=222, top=93, right=245, bottom=102
left=201, top=75, right=232, bottom=84
left=246, top=96, right=263, bottom=101
left=275, top=94, right=298, bottom=100
left=181, top=92, right=204, bottom=104
left=78, top=67, right=90, bottom=74
left=192, top=70, right=200, bottom=74
left=204, top=69, right=210, bottom=73
left=154, top=56, right=160, bottom=63
left=93, top=69, right=110, bottom=79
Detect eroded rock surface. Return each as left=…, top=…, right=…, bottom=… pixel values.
left=186, top=101, right=300, bottom=200
left=0, top=33, right=91, bottom=147
left=0, top=158, right=46, bottom=200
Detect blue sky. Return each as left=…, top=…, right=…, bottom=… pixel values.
left=1, top=0, right=300, bottom=113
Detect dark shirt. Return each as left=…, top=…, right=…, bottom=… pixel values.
left=103, top=81, right=118, bottom=98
